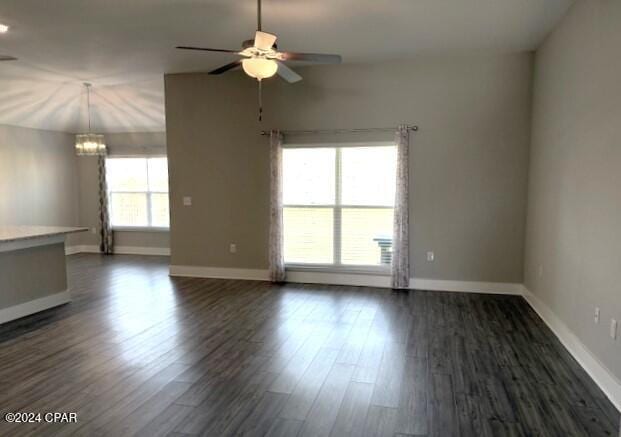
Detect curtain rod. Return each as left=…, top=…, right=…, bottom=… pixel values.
left=260, top=125, right=419, bottom=136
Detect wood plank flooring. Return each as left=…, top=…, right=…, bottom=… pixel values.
left=0, top=254, right=618, bottom=437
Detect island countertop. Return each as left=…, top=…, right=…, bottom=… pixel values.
left=0, top=226, right=88, bottom=244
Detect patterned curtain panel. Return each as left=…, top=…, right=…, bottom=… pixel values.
left=268, top=130, right=285, bottom=282
left=97, top=155, right=114, bottom=254
left=391, top=125, right=410, bottom=289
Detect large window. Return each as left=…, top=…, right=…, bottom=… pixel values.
left=283, top=145, right=397, bottom=268
left=106, top=157, right=170, bottom=228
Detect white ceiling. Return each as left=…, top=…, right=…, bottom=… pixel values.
left=0, top=0, right=573, bottom=133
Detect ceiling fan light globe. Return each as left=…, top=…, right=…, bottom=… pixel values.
left=242, top=58, right=278, bottom=80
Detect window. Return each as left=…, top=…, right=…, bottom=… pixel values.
left=106, top=157, right=170, bottom=228
left=283, top=145, right=397, bottom=268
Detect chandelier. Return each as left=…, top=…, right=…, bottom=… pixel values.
left=75, top=83, right=106, bottom=156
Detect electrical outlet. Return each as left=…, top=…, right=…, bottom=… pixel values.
left=611, top=319, right=618, bottom=340
left=91, top=227, right=97, bottom=234
left=594, top=307, right=600, bottom=324
left=229, top=243, right=237, bottom=254
left=427, top=251, right=435, bottom=262
left=183, top=196, right=192, bottom=206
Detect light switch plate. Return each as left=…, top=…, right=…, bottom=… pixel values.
left=183, top=196, right=192, bottom=206
left=427, top=251, right=435, bottom=262
left=229, top=243, right=237, bottom=254
left=611, top=319, right=618, bottom=340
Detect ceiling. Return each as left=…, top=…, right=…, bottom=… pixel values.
left=0, top=0, right=573, bottom=133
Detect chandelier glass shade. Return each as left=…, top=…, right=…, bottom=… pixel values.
left=75, top=83, right=106, bottom=156
left=75, top=133, right=106, bottom=156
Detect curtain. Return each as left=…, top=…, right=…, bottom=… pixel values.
left=268, top=130, right=286, bottom=282
left=97, top=155, right=114, bottom=254
left=391, top=125, right=410, bottom=289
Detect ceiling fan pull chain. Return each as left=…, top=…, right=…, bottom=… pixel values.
left=258, top=79, right=263, bottom=121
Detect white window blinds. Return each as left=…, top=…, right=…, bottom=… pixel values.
left=283, top=144, right=397, bottom=268
left=106, top=157, right=170, bottom=228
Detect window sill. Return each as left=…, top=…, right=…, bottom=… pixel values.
left=285, top=264, right=390, bottom=276
left=112, top=226, right=170, bottom=233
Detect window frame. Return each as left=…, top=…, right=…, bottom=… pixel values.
left=282, top=141, right=395, bottom=273
left=106, top=155, right=170, bottom=231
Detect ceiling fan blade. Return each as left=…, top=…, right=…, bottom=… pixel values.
left=176, top=46, right=241, bottom=54
left=276, top=62, right=302, bottom=83
left=277, top=52, right=342, bottom=64
left=208, top=60, right=242, bottom=75
left=254, top=31, right=277, bottom=50
left=0, top=55, right=18, bottom=62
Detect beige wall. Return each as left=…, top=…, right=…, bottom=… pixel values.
left=525, top=1, right=621, bottom=380
left=0, top=125, right=80, bottom=241
left=165, top=52, right=533, bottom=283
left=76, top=131, right=170, bottom=249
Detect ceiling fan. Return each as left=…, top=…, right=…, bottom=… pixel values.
left=176, top=0, right=342, bottom=120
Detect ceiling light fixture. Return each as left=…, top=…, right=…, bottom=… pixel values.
left=75, top=83, right=106, bottom=156
left=0, top=24, right=9, bottom=34
left=241, top=57, right=278, bottom=80
left=176, top=0, right=342, bottom=121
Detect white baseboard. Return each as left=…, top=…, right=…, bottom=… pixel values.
left=168, top=265, right=522, bottom=295
left=65, top=245, right=170, bottom=256
left=0, top=290, right=71, bottom=325
left=113, top=246, right=170, bottom=256
left=411, top=278, right=523, bottom=295
left=523, top=287, right=621, bottom=412
left=169, top=265, right=269, bottom=281
left=286, top=270, right=390, bottom=288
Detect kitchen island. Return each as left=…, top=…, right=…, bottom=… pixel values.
left=0, top=226, right=87, bottom=324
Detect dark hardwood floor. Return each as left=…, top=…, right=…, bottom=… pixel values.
left=0, top=254, right=618, bottom=436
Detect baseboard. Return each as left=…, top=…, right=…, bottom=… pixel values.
left=0, top=290, right=71, bottom=325
left=411, top=278, right=523, bottom=295
left=113, top=246, right=170, bottom=256
left=168, top=265, right=522, bottom=295
left=286, top=270, right=391, bottom=288
left=523, top=287, right=621, bottom=412
left=169, top=265, right=270, bottom=281
left=65, top=245, right=170, bottom=256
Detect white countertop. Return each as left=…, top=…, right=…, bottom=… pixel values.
left=0, top=226, right=88, bottom=243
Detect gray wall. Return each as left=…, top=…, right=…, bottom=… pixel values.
left=165, top=53, right=533, bottom=283
left=76, top=131, right=170, bottom=249
left=0, top=125, right=169, bottom=250
left=525, top=1, right=621, bottom=380
left=0, top=125, right=80, bottom=243
left=0, top=243, right=67, bottom=309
